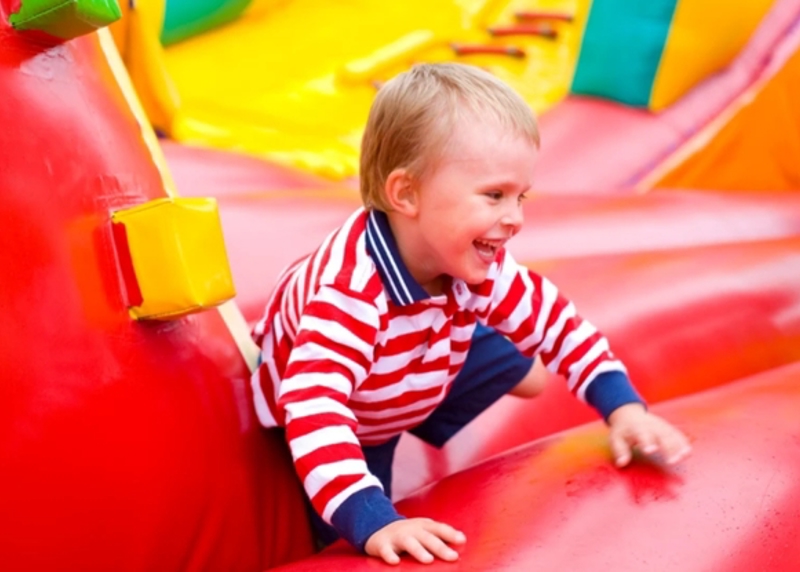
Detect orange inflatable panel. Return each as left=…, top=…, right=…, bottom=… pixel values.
left=534, top=0, right=800, bottom=193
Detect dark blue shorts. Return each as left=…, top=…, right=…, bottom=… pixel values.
left=310, top=323, right=533, bottom=545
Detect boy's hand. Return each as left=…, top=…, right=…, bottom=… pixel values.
left=364, top=517, right=466, bottom=565
left=607, top=403, right=692, bottom=467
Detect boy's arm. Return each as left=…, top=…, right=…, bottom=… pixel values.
left=483, top=250, right=642, bottom=418
left=484, top=251, right=690, bottom=465
left=277, top=284, right=402, bottom=550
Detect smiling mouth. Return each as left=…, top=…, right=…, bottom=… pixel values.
left=473, top=239, right=502, bottom=263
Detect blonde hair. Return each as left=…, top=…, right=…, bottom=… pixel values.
left=359, top=62, right=540, bottom=212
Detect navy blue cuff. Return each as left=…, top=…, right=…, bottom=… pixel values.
left=330, top=486, right=404, bottom=552
left=584, top=370, right=646, bottom=422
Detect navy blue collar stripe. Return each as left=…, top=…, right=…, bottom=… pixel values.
left=365, top=210, right=429, bottom=306
left=368, top=221, right=414, bottom=303
left=366, top=222, right=409, bottom=305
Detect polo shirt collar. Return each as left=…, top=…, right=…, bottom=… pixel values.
left=365, top=209, right=430, bottom=306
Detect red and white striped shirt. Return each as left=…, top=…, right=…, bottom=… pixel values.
left=251, top=207, right=629, bottom=545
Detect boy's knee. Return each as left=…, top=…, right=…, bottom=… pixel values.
left=508, top=358, right=548, bottom=398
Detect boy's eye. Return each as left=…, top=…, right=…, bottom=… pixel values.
left=486, top=191, right=503, bottom=200
left=518, top=193, right=528, bottom=204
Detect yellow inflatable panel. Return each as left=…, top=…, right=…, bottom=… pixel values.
left=112, top=198, right=236, bottom=321
left=158, top=0, right=588, bottom=178
left=650, top=0, right=774, bottom=111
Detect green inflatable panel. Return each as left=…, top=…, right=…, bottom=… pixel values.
left=571, top=0, right=679, bottom=108
left=10, top=0, right=122, bottom=40
left=161, top=0, right=253, bottom=46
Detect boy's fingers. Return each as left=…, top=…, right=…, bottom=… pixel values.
left=659, top=429, right=692, bottom=464
left=666, top=445, right=691, bottom=464
left=417, top=530, right=460, bottom=562
left=400, top=537, right=434, bottom=564
left=426, top=521, right=466, bottom=544
left=609, top=413, right=691, bottom=468
left=378, top=544, right=401, bottom=565
left=610, top=433, right=633, bottom=467
left=633, top=431, right=659, bottom=455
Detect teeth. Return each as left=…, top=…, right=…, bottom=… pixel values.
left=474, top=240, right=497, bottom=257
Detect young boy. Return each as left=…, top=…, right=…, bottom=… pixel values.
left=251, top=63, right=691, bottom=565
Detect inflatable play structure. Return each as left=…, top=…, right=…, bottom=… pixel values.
left=2, top=0, right=800, bottom=570
left=113, top=0, right=800, bottom=190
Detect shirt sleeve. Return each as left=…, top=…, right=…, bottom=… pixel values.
left=482, top=250, right=644, bottom=419
left=276, top=284, right=403, bottom=550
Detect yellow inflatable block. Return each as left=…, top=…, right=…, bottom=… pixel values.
left=111, top=198, right=235, bottom=320
left=651, top=0, right=773, bottom=111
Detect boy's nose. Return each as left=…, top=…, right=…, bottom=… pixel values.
left=501, top=203, right=524, bottom=234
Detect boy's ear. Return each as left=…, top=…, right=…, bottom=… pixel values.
left=384, top=169, right=419, bottom=217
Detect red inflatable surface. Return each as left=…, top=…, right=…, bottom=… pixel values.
left=275, top=362, right=800, bottom=571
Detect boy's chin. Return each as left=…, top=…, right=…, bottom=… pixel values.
left=458, top=268, right=491, bottom=286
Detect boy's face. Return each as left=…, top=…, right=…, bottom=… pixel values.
left=410, top=117, right=538, bottom=289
